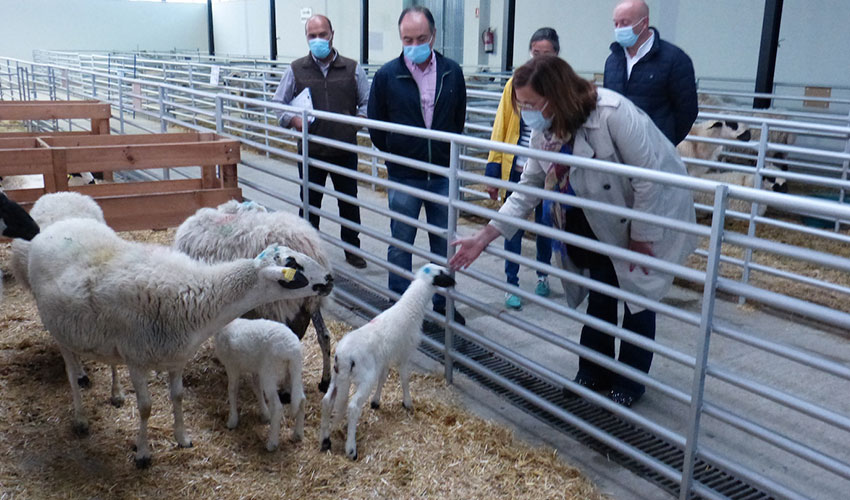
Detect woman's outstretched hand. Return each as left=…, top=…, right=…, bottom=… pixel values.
left=449, top=225, right=501, bottom=270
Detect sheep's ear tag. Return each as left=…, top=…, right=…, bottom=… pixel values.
left=281, top=267, right=297, bottom=282
left=256, top=249, right=268, bottom=261
left=424, top=267, right=431, bottom=274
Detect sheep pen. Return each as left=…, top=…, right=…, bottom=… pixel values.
left=0, top=228, right=607, bottom=500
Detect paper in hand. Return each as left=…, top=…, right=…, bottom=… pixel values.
left=290, top=87, right=316, bottom=124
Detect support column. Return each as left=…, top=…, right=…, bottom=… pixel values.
left=754, top=0, right=783, bottom=109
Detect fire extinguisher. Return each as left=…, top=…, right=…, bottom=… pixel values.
left=482, top=28, right=495, bottom=54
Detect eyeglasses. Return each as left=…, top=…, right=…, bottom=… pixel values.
left=517, top=100, right=549, bottom=112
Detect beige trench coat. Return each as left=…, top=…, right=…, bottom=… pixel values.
left=490, top=88, right=697, bottom=310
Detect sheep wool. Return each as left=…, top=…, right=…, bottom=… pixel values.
left=319, top=264, right=456, bottom=460
left=175, top=199, right=335, bottom=392
left=28, top=217, right=333, bottom=468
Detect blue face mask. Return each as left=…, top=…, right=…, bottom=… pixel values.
left=521, top=108, right=552, bottom=132
left=309, top=38, right=331, bottom=59
left=403, top=38, right=432, bottom=65
left=614, top=17, right=646, bottom=48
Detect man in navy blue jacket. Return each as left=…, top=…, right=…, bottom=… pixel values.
left=368, top=6, right=467, bottom=324
left=604, top=0, right=697, bottom=145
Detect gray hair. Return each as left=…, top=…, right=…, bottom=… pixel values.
left=529, top=27, right=560, bottom=55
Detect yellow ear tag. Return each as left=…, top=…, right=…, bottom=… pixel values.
left=281, top=268, right=297, bottom=282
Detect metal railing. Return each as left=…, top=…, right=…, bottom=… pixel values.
left=3, top=56, right=850, bottom=500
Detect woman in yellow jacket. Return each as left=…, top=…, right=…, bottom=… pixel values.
left=485, top=28, right=560, bottom=309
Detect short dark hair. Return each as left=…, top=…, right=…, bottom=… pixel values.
left=512, top=55, right=597, bottom=140
left=398, top=6, right=436, bottom=34
left=529, top=27, right=559, bottom=55
left=305, top=14, right=333, bottom=34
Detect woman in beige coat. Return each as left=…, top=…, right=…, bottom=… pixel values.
left=450, top=55, right=696, bottom=407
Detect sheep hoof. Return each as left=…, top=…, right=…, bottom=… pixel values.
left=403, top=402, right=413, bottom=411
left=320, top=438, right=331, bottom=451
left=72, top=421, right=90, bottom=437
left=77, top=375, right=91, bottom=389
left=277, top=390, right=291, bottom=404
left=226, top=417, right=238, bottom=429
left=178, top=440, right=193, bottom=449
left=317, top=379, right=330, bottom=393
left=346, top=448, right=358, bottom=461
left=110, top=396, right=125, bottom=408
left=370, top=401, right=380, bottom=410
left=266, top=442, right=278, bottom=452
left=134, top=456, right=152, bottom=469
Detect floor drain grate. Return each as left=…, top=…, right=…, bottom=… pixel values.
left=333, top=275, right=774, bottom=500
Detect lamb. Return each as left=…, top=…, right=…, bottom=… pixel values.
left=214, top=318, right=306, bottom=451
left=1, top=172, right=96, bottom=191
left=319, top=264, right=456, bottom=460
left=27, top=217, right=333, bottom=468
left=174, top=199, right=335, bottom=392
left=678, top=119, right=752, bottom=176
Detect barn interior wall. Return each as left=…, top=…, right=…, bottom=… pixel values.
left=0, top=0, right=207, bottom=61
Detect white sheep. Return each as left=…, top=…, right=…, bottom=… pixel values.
left=8, top=192, right=116, bottom=399
left=11, top=191, right=105, bottom=291
left=214, top=318, right=305, bottom=451
left=319, top=264, right=456, bottom=460
left=1, top=172, right=95, bottom=191
left=678, top=119, right=752, bottom=176
left=27, top=217, right=333, bottom=468
left=0, top=191, right=40, bottom=303
left=174, top=199, right=335, bottom=392
left=693, top=169, right=787, bottom=216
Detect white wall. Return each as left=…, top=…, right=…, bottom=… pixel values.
left=0, top=0, right=207, bottom=61
left=213, top=0, right=269, bottom=57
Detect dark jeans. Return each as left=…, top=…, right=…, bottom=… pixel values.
left=297, top=151, right=361, bottom=249
left=504, top=167, right=552, bottom=286
left=387, top=175, right=449, bottom=309
left=566, top=209, right=656, bottom=398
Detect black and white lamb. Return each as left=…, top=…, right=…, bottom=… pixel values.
left=319, top=264, right=456, bottom=460
left=174, top=199, right=335, bottom=392
left=27, top=217, right=333, bottom=469
left=215, top=318, right=306, bottom=451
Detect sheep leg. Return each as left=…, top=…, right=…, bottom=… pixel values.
left=167, top=369, right=193, bottom=449
left=128, top=366, right=153, bottom=469
left=66, top=353, right=91, bottom=389
left=109, top=365, right=125, bottom=407
left=311, top=310, right=332, bottom=393
left=319, top=379, right=337, bottom=451
left=252, top=372, right=270, bottom=423
left=225, top=366, right=241, bottom=429
left=345, top=377, right=375, bottom=460
left=370, top=366, right=390, bottom=409
left=399, top=362, right=413, bottom=410
left=59, top=346, right=89, bottom=436
left=260, top=372, right=282, bottom=452
left=288, top=357, right=305, bottom=442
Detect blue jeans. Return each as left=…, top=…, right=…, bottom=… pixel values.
left=504, top=203, right=552, bottom=287
left=387, top=175, right=449, bottom=308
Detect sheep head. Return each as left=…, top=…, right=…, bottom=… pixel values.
left=255, top=244, right=334, bottom=297
left=0, top=193, right=40, bottom=241
left=417, top=264, right=455, bottom=288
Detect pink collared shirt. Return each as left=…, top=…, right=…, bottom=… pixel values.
left=404, top=51, right=437, bottom=129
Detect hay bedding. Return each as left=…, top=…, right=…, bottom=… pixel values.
left=0, top=230, right=606, bottom=500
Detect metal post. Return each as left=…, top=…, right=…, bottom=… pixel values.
left=444, top=141, right=461, bottom=384
left=269, top=0, right=278, bottom=61
left=300, top=108, right=311, bottom=222
left=215, top=95, right=223, bottom=134
left=679, top=184, right=729, bottom=500
left=754, top=0, right=783, bottom=108
left=738, top=122, right=769, bottom=305
left=118, top=71, right=125, bottom=135
left=207, top=0, right=215, bottom=56
left=836, top=111, right=850, bottom=232
left=360, top=0, right=369, bottom=65
left=263, top=72, right=270, bottom=157
left=29, top=63, right=37, bottom=99
left=91, top=73, right=97, bottom=98
left=503, top=0, right=516, bottom=72
left=159, top=86, right=170, bottom=180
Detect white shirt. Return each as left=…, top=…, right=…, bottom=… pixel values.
left=624, top=31, right=655, bottom=79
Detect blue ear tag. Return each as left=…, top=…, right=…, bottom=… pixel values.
left=424, top=267, right=431, bottom=274
left=256, top=250, right=267, bottom=261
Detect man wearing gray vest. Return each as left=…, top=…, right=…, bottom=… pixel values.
left=272, top=14, right=370, bottom=269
